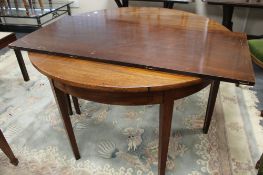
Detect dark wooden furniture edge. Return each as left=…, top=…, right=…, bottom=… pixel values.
left=0, top=24, right=38, bottom=33
left=0, top=33, right=29, bottom=81
left=53, top=79, right=211, bottom=106
left=8, top=46, right=255, bottom=86
left=0, top=33, right=16, bottom=49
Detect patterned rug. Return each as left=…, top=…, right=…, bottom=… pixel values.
left=0, top=50, right=262, bottom=175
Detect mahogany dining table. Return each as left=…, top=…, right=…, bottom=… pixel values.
left=9, top=7, right=255, bottom=175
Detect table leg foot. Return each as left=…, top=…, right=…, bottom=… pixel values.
left=49, top=79, right=81, bottom=160
left=203, top=81, right=220, bottom=134
left=158, top=94, right=174, bottom=175
left=10, top=158, right=19, bottom=166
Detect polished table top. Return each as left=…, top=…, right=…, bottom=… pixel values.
left=10, top=7, right=255, bottom=85
left=26, top=8, right=229, bottom=93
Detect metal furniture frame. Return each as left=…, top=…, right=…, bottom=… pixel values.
left=0, top=1, right=73, bottom=32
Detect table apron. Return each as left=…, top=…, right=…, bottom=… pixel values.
left=53, top=80, right=211, bottom=106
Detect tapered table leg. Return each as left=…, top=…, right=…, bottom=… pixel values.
left=122, top=0, right=128, bottom=7
left=14, top=49, right=29, bottom=81
left=222, top=5, right=234, bottom=31
left=158, top=94, right=174, bottom=175
left=163, top=1, right=169, bottom=8
left=0, top=129, right=18, bottom=166
left=203, top=81, right=220, bottom=134
left=49, top=79, right=80, bottom=160
left=66, top=4, right=71, bottom=16
left=168, top=2, right=174, bottom=9
left=72, top=96, right=81, bottom=115
left=164, top=1, right=174, bottom=9
left=66, top=94, right=73, bottom=115
left=114, top=0, right=123, bottom=7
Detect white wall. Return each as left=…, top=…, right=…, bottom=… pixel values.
left=71, top=0, right=263, bottom=35
left=71, top=0, right=117, bottom=14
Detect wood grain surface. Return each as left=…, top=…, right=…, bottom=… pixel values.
left=29, top=52, right=204, bottom=92
left=10, top=7, right=255, bottom=85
